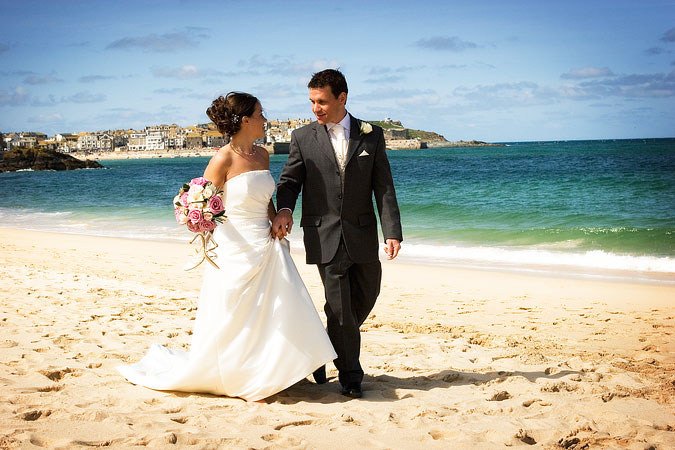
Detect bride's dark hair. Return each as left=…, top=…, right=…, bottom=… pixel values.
left=206, top=92, right=259, bottom=137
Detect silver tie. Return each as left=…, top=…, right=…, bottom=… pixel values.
left=331, top=124, right=348, bottom=173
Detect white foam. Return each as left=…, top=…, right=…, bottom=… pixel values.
left=2, top=208, right=672, bottom=278
left=400, top=241, right=675, bottom=274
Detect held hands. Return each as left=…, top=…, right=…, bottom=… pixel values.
left=384, top=239, right=401, bottom=260
left=271, top=209, right=293, bottom=239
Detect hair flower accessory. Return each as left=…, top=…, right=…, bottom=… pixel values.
left=359, top=121, right=373, bottom=135
left=232, top=114, right=240, bottom=123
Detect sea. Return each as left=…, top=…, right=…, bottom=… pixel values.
left=1, top=138, right=674, bottom=283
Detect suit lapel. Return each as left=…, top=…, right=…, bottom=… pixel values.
left=345, top=114, right=365, bottom=167
left=313, top=122, right=340, bottom=168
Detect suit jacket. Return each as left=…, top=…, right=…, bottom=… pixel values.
left=276, top=113, right=403, bottom=264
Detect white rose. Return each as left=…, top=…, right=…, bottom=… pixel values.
left=203, top=185, right=215, bottom=198
left=188, top=184, right=204, bottom=195
left=360, top=121, right=373, bottom=134
left=188, top=185, right=204, bottom=203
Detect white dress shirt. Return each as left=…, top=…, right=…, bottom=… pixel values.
left=326, top=113, right=351, bottom=174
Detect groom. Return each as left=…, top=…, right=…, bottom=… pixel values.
left=273, top=69, right=403, bottom=398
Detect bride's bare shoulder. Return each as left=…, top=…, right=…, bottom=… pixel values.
left=204, top=146, right=232, bottom=186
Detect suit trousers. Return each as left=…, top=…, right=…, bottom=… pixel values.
left=317, top=239, right=382, bottom=385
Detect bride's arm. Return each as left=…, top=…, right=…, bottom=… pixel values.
left=267, top=200, right=276, bottom=222
left=203, top=149, right=231, bottom=188
left=258, top=147, right=281, bottom=237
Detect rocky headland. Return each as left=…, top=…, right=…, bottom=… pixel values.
left=0, top=148, right=104, bottom=172
left=369, top=120, right=503, bottom=149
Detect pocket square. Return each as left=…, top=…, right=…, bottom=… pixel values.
left=358, top=150, right=370, bottom=157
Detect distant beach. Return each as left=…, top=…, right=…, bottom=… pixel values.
left=73, top=149, right=219, bottom=160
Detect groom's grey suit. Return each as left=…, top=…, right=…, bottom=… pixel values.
left=276, top=113, right=402, bottom=385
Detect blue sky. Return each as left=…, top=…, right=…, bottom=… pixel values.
left=1, top=0, right=674, bottom=141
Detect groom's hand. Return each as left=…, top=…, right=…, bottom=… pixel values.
left=384, top=239, right=401, bottom=260
left=272, top=209, right=293, bottom=237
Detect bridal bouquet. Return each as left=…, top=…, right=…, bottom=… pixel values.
left=173, top=177, right=226, bottom=270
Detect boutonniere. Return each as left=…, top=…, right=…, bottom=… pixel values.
left=359, top=121, right=373, bottom=135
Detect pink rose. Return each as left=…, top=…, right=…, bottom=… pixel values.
left=188, top=209, right=202, bottom=224
left=199, top=220, right=217, bottom=232
left=190, top=177, right=209, bottom=187
left=186, top=221, right=200, bottom=232
left=208, top=194, right=224, bottom=215
left=180, top=192, right=189, bottom=207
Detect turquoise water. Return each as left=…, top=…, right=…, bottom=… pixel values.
left=1, top=138, right=674, bottom=277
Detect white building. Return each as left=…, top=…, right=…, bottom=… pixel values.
left=128, top=132, right=147, bottom=151
left=77, top=133, right=99, bottom=151
left=145, top=130, right=165, bottom=151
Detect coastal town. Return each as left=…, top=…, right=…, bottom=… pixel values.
left=0, top=118, right=465, bottom=160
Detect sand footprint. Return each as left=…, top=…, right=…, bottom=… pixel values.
left=21, top=410, right=51, bottom=421
left=36, top=385, right=64, bottom=392
left=170, top=417, right=188, bottom=424
left=261, top=433, right=304, bottom=446
left=274, top=419, right=315, bottom=430
left=39, top=368, right=79, bottom=381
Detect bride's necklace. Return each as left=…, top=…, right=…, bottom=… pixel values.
left=231, top=144, right=256, bottom=156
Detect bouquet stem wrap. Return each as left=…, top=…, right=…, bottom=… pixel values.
left=184, top=231, right=219, bottom=271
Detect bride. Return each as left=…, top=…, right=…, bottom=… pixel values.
left=117, top=92, right=336, bottom=401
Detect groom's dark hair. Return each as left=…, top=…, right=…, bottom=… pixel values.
left=308, top=69, right=348, bottom=100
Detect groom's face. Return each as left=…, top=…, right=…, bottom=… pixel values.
left=309, top=86, right=347, bottom=125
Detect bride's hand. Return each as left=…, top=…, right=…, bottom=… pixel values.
left=269, top=226, right=284, bottom=240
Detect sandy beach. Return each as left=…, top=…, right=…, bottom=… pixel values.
left=0, top=227, right=673, bottom=449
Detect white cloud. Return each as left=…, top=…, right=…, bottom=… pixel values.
left=154, top=87, right=192, bottom=94
left=415, top=36, right=479, bottom=52
left=63, top=91, right=106, bottom=103
left=561, top=67, right=614, bottom=79
left=106, top=28, right=209, bottom=53
left=79, top=75, right=116, bottom=83
left=237, top=55, right=341, bottom=76
left=252, top=83, right=298, bottom=98
left=0, top=86, right=29, bottom=106
left=28, top=113, right=63, bottom=123
left=566, top=72, right=675, bottom=99
left=364, top=75, right=404, bottom=84
left=24, top=74, right=64, bottom=85
left=660, top=27, right=675, bottom=43
left=151, top=65, right=224, bottom=80
left=452, top=82, right=558, bottom=108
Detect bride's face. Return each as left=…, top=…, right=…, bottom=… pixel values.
left=243, top=102, right=266, bottom=139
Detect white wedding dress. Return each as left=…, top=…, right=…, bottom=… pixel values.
left=117, top=170, right=336, bottom=401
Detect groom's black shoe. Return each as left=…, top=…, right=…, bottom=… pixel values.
left=341, top=382, right=362, bottom=399
left=312, top=365, right=327, bottom=384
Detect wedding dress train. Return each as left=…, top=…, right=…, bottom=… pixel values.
left=117, top=170, right=336, bottom=401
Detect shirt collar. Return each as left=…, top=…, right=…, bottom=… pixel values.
left=327, top=112, right=351, bottom=134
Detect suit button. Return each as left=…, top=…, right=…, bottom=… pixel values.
left=338, top=194, right=342, bottom=200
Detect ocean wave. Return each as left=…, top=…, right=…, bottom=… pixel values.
left=1, top=207, right=673, bottom=278
left=400, top=241, right=675, bottom=274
